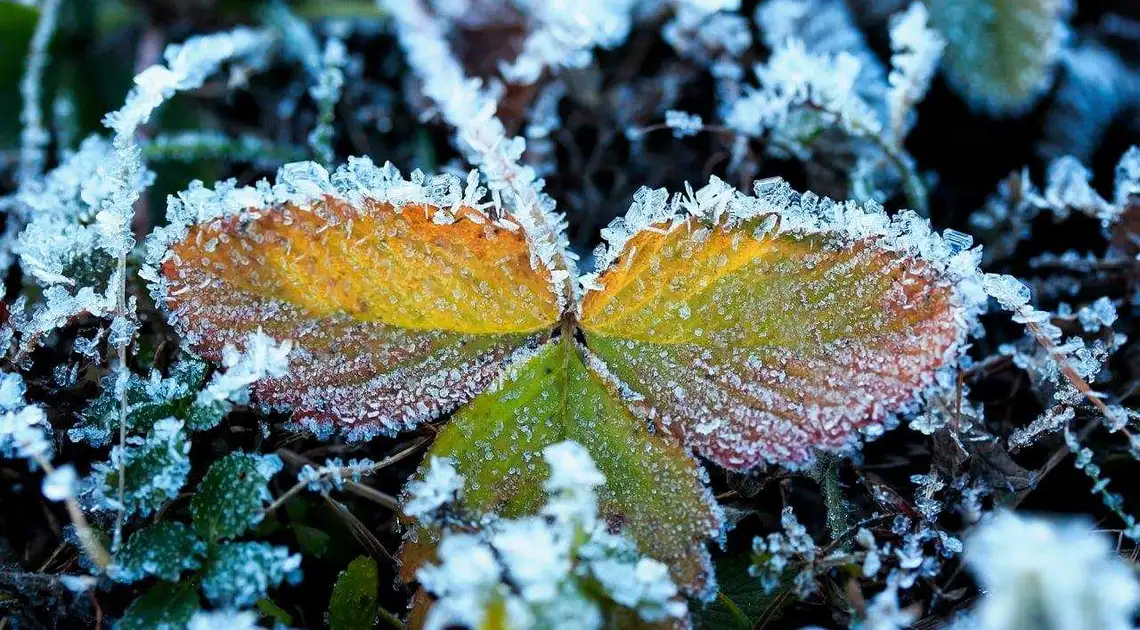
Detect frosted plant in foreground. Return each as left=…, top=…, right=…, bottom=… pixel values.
left=196, top=330, right=293, bottom=407
left=409, top=441, right=688, bottom=629
left=963, top=511, right=1140, bottom=630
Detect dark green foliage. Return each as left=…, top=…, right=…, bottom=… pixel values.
left=70, top=354, right=214, bottom=446
left=328, top=556, right=379, bottom=630
left=110, top=521, right=207, bottom=583
left=117, top=582, right=200, bottom=630
left=191, top=451, right=283, bottom=541
left=89, top=418, right=191, bottom=519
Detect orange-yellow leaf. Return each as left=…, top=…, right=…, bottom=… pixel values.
left=580, top=180, right=977, bottom=470
left=155, top=165, right=561, bottom=438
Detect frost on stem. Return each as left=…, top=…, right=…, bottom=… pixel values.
left=17, top=0, right=62, bottom=188
left=963, top=511, right=1140, bottom=630
left=386, top=0, right=579, bottom=311
left=970, top=147, right=1140, bottom=263
left=498, top=0, right=638, bottom=84
left=410, top=442, right=689, bottom=629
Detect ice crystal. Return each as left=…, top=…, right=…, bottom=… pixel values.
left=196, top=330, right=292, bottom=407
left=0, top=371, right=52, bottom=463
left=664, top=109, right=704, bottom=138
left=964, top=511, right=1140, bottom=630
left=41, top=464, right=77, bottom=501
left=403, top=456, right=464, bottom=523
left=413, top=440, right=688, bottom=628
left=297, top=457, right=376, bottom=493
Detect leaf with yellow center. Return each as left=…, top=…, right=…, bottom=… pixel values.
left=400, top=338, right=722, bottom=597
left=158, top=178, right=561, bottom=439
left=580, top=204, right=966, bottom=470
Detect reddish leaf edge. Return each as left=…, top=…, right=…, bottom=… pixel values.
left=579, top=176, right=988, bottom=471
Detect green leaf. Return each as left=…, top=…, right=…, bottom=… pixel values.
left=291, top=522, right=331, bottom=558
left=192, top=451, right=282, bottom=541
left=118, top=582, right=199, bottom=630
left=71, top=354, right=213, bottom=445
left=329, top=556, right=379, bottom=630
left=0, top=1, right=38, bottom=147
left=697, top=554, right=788, bottom=630
left=928, top=0, right=1070, bottom=114
left=199, top=541, right=302, bottom=608
left=90, top=418, right=190, bottom=519
left=257, top=597, right=295, bottom=626
left=406, top=339, right=721, bottom=596
left=109, top=521, right=206, bottom=583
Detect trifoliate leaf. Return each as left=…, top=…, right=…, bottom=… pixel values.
left=118, top=582, right=200, bottom=630
left=191, top=451, right=282, bottom=541
left=199, top=541, right=303, bottom=608
left=88, top=418, right=191, bottom=519
left=927, top=0, right=1070, bottom=115
left=109, top=521, right=207, bottom=583
left=404, top=339, right=721, bottom=596
left=153, top=161, right=560, bottom=440
left=579, top=178, right=979, bottom=470
left=329, top=556, right=379, bottom=630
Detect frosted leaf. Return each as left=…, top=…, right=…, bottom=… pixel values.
left=964, top=511, right=1140, bottom=630
left=108, top=522, right=206, bottom=583
left=498, top=0, right=638, bottom=84
left=0, top=371, right=53, bottom=463
left=152, top=160, right=561, bottom=440
left=1114, top=146, right=1140, bottom=207
left=117, top=583, right=199, bottom=630
left=402, top=340, right=722, bottom=596
left=86, top=418, right=190, bottom=519
left=190, top=451, right=282, bottom=541
left=199, top=541, right=302, bottom=608
left=927, top=0, right=1071, bottom=115
left=582, top=178, right=983, bottom=469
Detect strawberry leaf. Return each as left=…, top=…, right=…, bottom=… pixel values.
left=151, top=161, right=561, bottom=439
left=403, top=338, right=721, bottom=596
left=580, top=179, right=981, bottom=470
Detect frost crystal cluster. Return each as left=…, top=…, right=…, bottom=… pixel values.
left=410, top=441, right=688, bottom=629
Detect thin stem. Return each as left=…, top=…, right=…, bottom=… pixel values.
left=17, top=0, right=62, bottom=188
left=31, top=455, right=111, bottom=570
left=264, top=437, right=428, bottom=515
